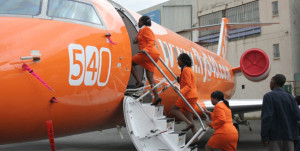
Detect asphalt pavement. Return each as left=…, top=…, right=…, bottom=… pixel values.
left=0, top=120, right=266, bottom=151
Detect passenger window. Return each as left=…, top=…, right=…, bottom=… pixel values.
left=0, top=0, right=42, bottom=15
left=48, top=0, right=102, bottom=25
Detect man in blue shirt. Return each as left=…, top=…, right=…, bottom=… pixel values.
left=261, top=74, right=300, bottom=151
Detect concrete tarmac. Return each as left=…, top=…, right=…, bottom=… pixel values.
left=0, top=120, right=266, bottom=151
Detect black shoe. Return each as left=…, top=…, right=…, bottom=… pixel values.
left=151, top=98, right=162, bottom=106
left=181, top=124, right=194, bottom=132
left=136, top=83, right=144, bottom=88
left=189, top=139, right=201, bottom=147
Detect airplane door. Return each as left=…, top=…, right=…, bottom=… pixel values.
left=116, top=10, right=144, bottom=88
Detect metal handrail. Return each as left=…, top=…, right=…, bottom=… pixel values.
left=158, top=57, right=177, bottom=79
left=196, top=102, right=210, bottom=120
left=158, top=80, right=177, bottom=95
left=143, top=52, right=207, bottom=149
left=136, top=78, right=167, bottom=102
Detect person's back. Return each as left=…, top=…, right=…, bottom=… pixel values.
left=137, top=26, right=159, bottom=55
left=211, top=102, right=238, bottom=134
left=261, top=88, right=300, bottom=140
left=261, top=74, right=300, bottom=151
left=205, top=91, right=238, bottom=151
left=179, top=67, right=197, bottom=100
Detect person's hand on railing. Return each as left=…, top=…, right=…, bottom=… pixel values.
left=206, top=120, right=212, bottom=127
left=139, top=49, right=146, bottom=53
left=132, top=37, right=138, bottom=44
left=173, top=86, right=180, bottom=92
left=204, top=109, right=211, bottom=115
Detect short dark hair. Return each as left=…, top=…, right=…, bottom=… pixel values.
left=178, top=53, right=192, bottom=67
left=272, top=74, right=286, bottom=87
left=295, top=96, right=300, bottom=105
left=139, top=16, right=151, bottom=26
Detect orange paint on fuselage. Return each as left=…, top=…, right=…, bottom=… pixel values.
left=0, top=0, right=234, bottom=144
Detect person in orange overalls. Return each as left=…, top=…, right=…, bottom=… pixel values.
left=131, top=16, right=161, bottom=105
left=172, top=53, right=198, bottom=135
left=204, top=91, right=238, bottom=151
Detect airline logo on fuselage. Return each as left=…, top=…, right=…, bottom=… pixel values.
left=157, top=39, right=231, bottom=82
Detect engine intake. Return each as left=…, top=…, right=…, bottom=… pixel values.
left=240, top=48, right=270, bottom=81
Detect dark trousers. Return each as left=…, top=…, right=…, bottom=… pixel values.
left=296, top=139, right=300, bottom=151
left=268, top=140, right=294, bottom=151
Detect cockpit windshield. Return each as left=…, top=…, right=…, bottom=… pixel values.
left=48, top=0, right=102, bottom=25
left=0, top=0, right=42, bottom=16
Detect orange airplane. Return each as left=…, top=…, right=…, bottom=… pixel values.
left=0, top=0, right=273, bottom=150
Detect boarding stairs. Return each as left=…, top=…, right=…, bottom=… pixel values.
left=123, top=52, right=210, bottom=151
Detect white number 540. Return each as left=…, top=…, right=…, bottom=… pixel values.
left=68, top=44, right=111, bottom=86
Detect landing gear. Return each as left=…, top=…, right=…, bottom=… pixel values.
left=233, top=113, right=253, bottom=142
left=233, top=113, right=252, bottom=141
left=233, top=113, right=252, bottom=132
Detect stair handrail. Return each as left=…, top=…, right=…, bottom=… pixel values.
left=196, top=102, right=210, bottom=121
left=143, top=51, right=207, bottom=148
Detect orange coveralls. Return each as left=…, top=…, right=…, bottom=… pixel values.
left=207, top=102, right=239, bottom=151
left=132, top=26, right=160, bottom=72
left=175, top=66, right=198, bottom=112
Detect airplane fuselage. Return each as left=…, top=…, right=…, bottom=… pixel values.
left=0, top=0, right=234, bottom=144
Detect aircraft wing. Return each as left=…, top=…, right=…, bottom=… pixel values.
left=179, top=24, right=222, bottom=32
left=179, top=22, right=279, bottom=32
left=203, top=99, right=262, bottom=114
left=227, top=23, right=279, bottom=29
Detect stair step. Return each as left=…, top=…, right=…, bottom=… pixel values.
left=138, top=129, right=169, bottom=139
left=142, top=104, right=165, bottom=119
left=162, top=131, right=186, bottom=148
left=124, top=96, right=198, bottom=151
left=158, top=118, right=175, bottom=132
left=126, top=100, right=162, bottom=138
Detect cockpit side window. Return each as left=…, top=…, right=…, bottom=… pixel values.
left=0, top=0, right=42, bottom=15
left=48, top=0, right=102, bottom=25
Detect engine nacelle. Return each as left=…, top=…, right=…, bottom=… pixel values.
left=240, top=48, right=270, bottom=81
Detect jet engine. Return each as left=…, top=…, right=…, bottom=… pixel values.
left=240, top=48, right=270, bottom=81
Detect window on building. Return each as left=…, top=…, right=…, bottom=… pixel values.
left=272, top=1, right=279, bottom=16
left=198, top=11, right=222, bottom=36
left=225, top=1, right=259, bottom=23
left=198, top=1, right=260, bottom=42
left=273, top=44, right=280, bottom=59
left=0, top=0, right=42, bottom=16
left=48, top=0, right=102, bottom=25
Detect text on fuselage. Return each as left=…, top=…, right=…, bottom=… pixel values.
left=157, top=39, right=231, bottom=83
left=68, top=44, right=111, bottom=86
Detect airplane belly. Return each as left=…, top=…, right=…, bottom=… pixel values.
left=0, top=17, right=131, bottom=144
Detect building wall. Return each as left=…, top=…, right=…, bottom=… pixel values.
left=138, top=0, right=199, bottom=42
left=290, top=0, right=300, bottom=95
left=201, top=0, right=293, bottom=99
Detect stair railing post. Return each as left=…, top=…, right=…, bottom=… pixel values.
left=144, top=52, right=212, bottom=149
left=143, top=52, right=206, bottom=130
